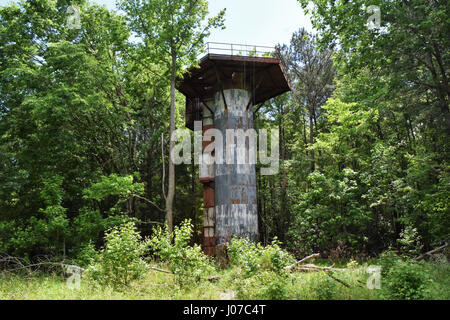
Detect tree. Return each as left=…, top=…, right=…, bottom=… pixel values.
left=296, top=0, right=450, bottom=252
left=0, top=0, right=137, bottom=255
left=0, top=0, right=170, bottom=256
left=279, top=28, right=335, bottom=172
left=298, top=0, right=450, bottom=134
left=117, top=0, right=225, bottom=232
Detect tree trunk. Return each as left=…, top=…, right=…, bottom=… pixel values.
left=165, top=51, right=177, bottom=232
left=309, top=108, right=315, bottom=172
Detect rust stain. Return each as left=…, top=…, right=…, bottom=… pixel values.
left=203, top=184, right=215, bottom=207
left=200, top=177, right=214, bottom=183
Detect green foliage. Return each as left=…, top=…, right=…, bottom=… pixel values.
left=86, top=222, right=147, bottom=287
left=148, top=219, right=215, bottom=286
left=383, top=260, right=432, bottom=300
left=117, top=0, right=225, bottom=68
left=82, top=174, right=144, bottom=203
left=227, top=237, right=294, bottom=300
left=234, top=271, right=289, bottom=300
left=74, top=241, right=99, bottom=269
left=411, top=167, right=450, bottom=244
left=1, top=254, right=448, bottom=300
left=227, top=238, right=260, bottom=277
left=397, top=226, right=423, bottom=257
left=309, top=272, right=338, bottom=300
left=425, top=258, right=450, bottom=300
left=228, top=237, right=294, bottom=277
left=116, top=0, right=226, bottom=232
left=377, top=251, right=434, bottom=300
left=292, top=0, right=450, bottom=255
left=0, top=0, right=173, bottom=259
left=0, top=1, right=448, bottom=304
left=288, top=169, right=371, bottom=256
left=0, top=174, right=70, bottom=256
left=377, top=251, right=401, bottom=278
left=346, top=260, right=359, bottom=269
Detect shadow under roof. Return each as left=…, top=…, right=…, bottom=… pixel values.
left=178, top=54, right=291, bottom=105
left=177, top=53, right=291, bottom=130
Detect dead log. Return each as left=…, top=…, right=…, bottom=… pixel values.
left=149, top=266, right=222, bottom=282
left=207, top=275, right=222, bottom=282
left=149, top=266, right=172, bottom=274
left=1, top=258, right=85, bottom=274
left=285, top=253, right=320, bottom=271
left=413, top=242, right=448, bottom=261
left=295, top=264, right=346, bottom=272
left=326, top=272, right=351, bottom=288
left=13, top=262, right=85, bottom=271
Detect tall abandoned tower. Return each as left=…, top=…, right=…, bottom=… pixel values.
left=177, top=43, right=291, bottom=255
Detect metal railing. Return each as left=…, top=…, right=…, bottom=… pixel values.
left=206, top=42, right=275, bottom=58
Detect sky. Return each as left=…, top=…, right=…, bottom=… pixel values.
left=0, top=0, right=313, bottom=47
left=205, top=0, right=312, bottom=47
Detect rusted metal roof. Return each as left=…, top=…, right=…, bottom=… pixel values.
left=178, top=53, right=291, bottom=130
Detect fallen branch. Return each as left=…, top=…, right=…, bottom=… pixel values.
left=285, top=253, right=320, bottom=271
left=0, top=255, right=29, bottom=269
left=0, top=254, right=82, bottom=275
left=148, top=266, right=222, bottom=282
left=413, top=242, right=448, bottom=261
left=326, top=272, right=353, bottom=288
left=148, top=266, right=172, bottom=274
left=8, top=262, right=84, bottom=273
left=295, top=264, right=346, bottom=272
left=207, top=275, right=222, bottom=282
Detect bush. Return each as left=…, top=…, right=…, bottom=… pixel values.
left=74, top=240, right=99, bottom=268
left=309, top=272, right=338, bottom=300
left=377, top=250, right=401, bottom=277
left=227, top=238, right=260, bottom=277
left=147, top=219, right=215, bottom=286
left=228, top=237, right=294, bottom=277
left=260, top=239, right=295, bottom=273
left=383, top=260, right=431, bottom=300
left=234, top=271, right=289, bottom=300
left=227, top=237, right=294, bottom=299
left=397, top=225, right=423, bottom=257
left=85, top=222, right=147, bottom=287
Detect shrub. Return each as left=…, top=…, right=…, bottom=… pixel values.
left=425, top=258, right=450, bottom=300
left=227, top=238, right=260, bottom=277
left=85, top=222, right=147, bottom=287
left=346, top=259, right=359, bottom=269
left=377, top=250, right=401, bottom=277
left=74, top=240, right=99, bottom=268
left=260, top=239, right=295, bottom=273
left=147, top=219, right=215, bottom=286
left=383, top=260, right=431, bottom=300
left=397, top=225, right=423, bottom=257
left=235, top=271, right=289, bottom=300
left=228, top=237, right=294, bottom=277
left=227, top=237, right=294, bottom=299
left=309, top=272, right=338, bottom=300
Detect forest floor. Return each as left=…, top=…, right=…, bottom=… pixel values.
left=0, top=260, right=449, bottom=300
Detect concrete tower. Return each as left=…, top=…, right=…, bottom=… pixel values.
left=177, top=43, right=291, bottom=255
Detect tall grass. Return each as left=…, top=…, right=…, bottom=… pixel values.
left=1, top=259, right=448, bottom=300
